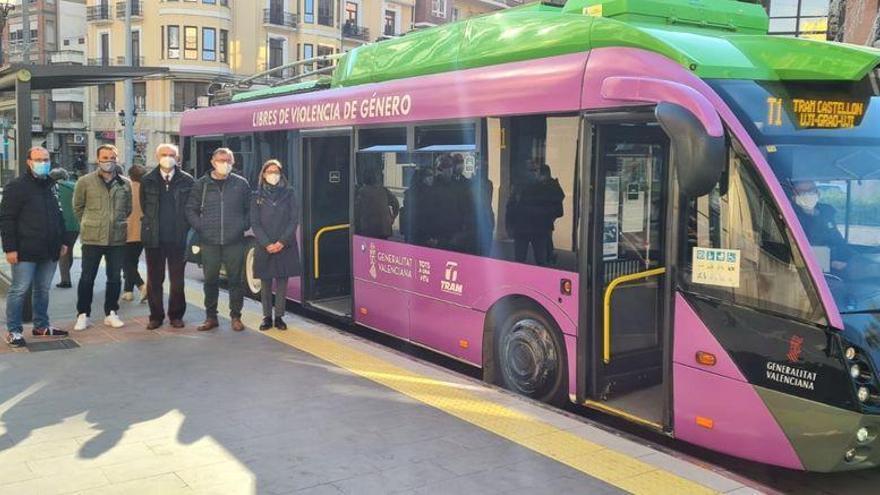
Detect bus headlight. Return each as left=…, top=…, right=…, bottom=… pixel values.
left=857, top=427, right=870, bottom=443
left=851, top=364, right=862, bottom=379
left=846, top=347, right=857, bottom=361
left=858, top=386, right=870, bottom=403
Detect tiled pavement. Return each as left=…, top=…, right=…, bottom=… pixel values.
left=0, top=261, right=757, bottom=494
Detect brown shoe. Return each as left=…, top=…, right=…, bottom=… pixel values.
left=231, top=318, right=245, bottom=332
left=170, top=319, right=185, bottom=328
left=198, top=319, right=219, bottom=332
left=146, top=320, right=162, bottom=330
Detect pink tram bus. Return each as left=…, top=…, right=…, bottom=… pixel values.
left=180, top=0, right=880, bottom=471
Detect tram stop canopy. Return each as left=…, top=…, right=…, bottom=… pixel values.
left=0, top=63, right=168, bottom=176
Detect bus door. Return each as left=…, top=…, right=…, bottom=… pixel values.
left=301, top=131, right=353, bottom=318
left=585, top=115, right=672, bottom=430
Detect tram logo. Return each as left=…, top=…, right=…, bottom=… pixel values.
left=787, top=335, right=804, bottom=363
left=441, top=261, right=463, bottom=296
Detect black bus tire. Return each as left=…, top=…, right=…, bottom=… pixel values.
left=244, top=242, right=262, bottom=299
left=494, top=303, right=567, bottom=406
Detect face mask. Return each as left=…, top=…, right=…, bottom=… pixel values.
left=159, top=156, right=177, bottom=170
left=32, top=161, right=51, bottom=178
left=213, top=161, right=231, bottom=177
left=795, top=192, right=819, bottom=210
left=265, top=174, right=281, bottom=186
left=98, top=161, right=117, bottom=173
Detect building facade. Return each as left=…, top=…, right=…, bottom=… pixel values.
left=85, top=0, right=416, bottom=167
left=763, top=0, right=879, bottom=44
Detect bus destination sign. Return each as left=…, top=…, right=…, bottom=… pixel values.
left=767, top=96, right=867, bottom=129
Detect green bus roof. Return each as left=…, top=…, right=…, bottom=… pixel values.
left=330, top=0, right=880, bottom=87
left=230, top=77, right=331, bottom=103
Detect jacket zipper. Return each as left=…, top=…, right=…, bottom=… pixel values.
left=219, top=182, right=224, bottom=242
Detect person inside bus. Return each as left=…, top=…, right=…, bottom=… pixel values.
left=401, top=166, right=435, bottom=246
left=251, top=160, right=300, bottom=332
left=185, top=147, right=251, bottom=332
left=505, top=160, right=564, bottom=266
left=430, top=154, right=474, bottom=252
left=791, top=179, right=853, bottom=273
left=453, top=153, right=495, bottom=256
left=354, top=168, right=400, bottom=240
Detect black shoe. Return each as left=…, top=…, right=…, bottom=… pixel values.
left=259, top=317, right=272, bottom=331
left=274, top=317, right=287, bottom=330
left=5, top=332, right=26, bottom=348
left=56, top=282, right=72, bottom=288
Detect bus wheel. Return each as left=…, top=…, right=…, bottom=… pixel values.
left=244, top=243, right=262, bottom=299
left=495, top=306, right=566, bottom=405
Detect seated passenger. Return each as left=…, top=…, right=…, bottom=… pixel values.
left=791, top=180, right=852, bottom=272
left=355, top=170, right=400, bottom=240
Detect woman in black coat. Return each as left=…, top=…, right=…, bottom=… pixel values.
left=250, top=160, right=301, bottom=330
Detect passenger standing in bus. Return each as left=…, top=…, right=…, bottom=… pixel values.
left=50, top=168, right=80, bottom=289
left=73, top=145, right=132, bottom=330
left=401, top=167, right=435, bottom=245
left=122, top=164, right=147, bottom=304
left=354, top=168, right=399, bottom=240
left=453, top=153, right=495, bottom=256
left=185, top=147, right=251, bottom=332
left=505, top=161, right=564, bottom=266
left=141, top=144, right=195, bottom=330
left=432, top=155, right=470, bottom=252
left=250, top=160, right=300, bottom=331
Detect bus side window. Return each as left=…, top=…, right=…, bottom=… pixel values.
left=682, top=139, right=826, bottom=325
left=489, top=115, right=579, bottom=271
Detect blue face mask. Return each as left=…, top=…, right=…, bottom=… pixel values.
left=32, top=161, right=51, bottom=177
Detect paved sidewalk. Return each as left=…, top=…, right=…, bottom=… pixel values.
left=0, top=263, right=758, bottom=494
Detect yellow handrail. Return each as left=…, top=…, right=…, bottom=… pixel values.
left=313, top=224, right=350, bottom=279
left=602, top=267, right=667, bottom=364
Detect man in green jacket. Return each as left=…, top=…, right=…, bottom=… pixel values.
left=49, top=168, right=79, bottom=288
left=73, top=145, right=132, bottom=331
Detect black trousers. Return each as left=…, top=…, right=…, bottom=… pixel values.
left=145, top=243, right=187, bottom=322
left=514, top=233, right=551, bottom=267
left=123, top=242, right=145, bottom=291
left=58, top=231, right=79, bottom=284
left=77, top=244, right=125, bottom=316
left=201, top=241, right=245, bottom=319
left=261, top=277, right=289, bottom=318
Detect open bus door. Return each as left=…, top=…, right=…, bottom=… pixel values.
left=301, top=130, right=353, bottom=318
left=584, top=113, right=674, bottom=431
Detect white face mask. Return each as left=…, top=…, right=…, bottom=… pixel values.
left=795, top=192, right=819, bottom=210
left=265, top=174, right=281, bottom=186
left=213, top=161, right=232, bottom=177
left=98, top=161, right=117, bottom=173
left=158, top=156, right=177, bottom=170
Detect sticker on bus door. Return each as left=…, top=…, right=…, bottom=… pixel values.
left=692, top=247, right=741, bottom=288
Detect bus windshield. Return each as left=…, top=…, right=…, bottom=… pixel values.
left=711, top=74, right=880, bottom=315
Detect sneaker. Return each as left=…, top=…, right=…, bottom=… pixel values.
left=33, top=327, right=69, bottom=337
left=274, top=317, right=287, bottom=331
left=138, top=284, right=148, bottom=304
left=104, top=311, right=124, bottom=328
left=259, top=317, right=272, bottom=331
left=74, top=313, right=90, bottom=331
left=56, top=282, right=72, bottom=288
left=121, top=292, right=134, bottom=302
left=5, top=332, right=26, bottom=348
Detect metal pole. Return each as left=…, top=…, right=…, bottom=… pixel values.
left=123, top=0, right=134, bottom=169
left=14, top=70, right=32, bottom=176
left=21, top=0, right=30, bottom=63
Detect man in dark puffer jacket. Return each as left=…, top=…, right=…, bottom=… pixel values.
left=185, top=147, right=251, bottom=332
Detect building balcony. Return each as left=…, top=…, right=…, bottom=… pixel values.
left=318, top=14, right=334, bottom=27
left=342, top=23, right=369, bottom=41
left=87, top=4, right=112, bottom=22
left=115, top=56, right=145, bottom=67
left=263, top=8, right=298, bottom=29
left=50, top=50, right=85, bottom=65
left=116, top=1, right=143, bottom=18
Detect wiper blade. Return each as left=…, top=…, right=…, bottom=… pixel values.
left=841, top=309, right=880, bottom=316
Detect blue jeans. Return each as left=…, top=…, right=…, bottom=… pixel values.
left=6, top=260, right=58, bottom=334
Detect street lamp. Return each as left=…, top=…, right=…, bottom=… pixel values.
left=0, top=0, right=16, bottom=67
left=117, top=108, right=138, bottom=127
left=117, top=108, right=139, bottom=167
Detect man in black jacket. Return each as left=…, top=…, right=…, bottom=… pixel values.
left=0, top=147, right=70, bottom=347
left=141, top=143, right=195, bottom=330
left=185, top=147, right=251, bottom=332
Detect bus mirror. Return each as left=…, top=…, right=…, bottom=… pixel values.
left=655, top=102, right=725, bottom=198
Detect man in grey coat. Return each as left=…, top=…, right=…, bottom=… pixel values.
left=73, top=144, right=132, bottom=330
left=185, top=148, right=251, bottom=332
